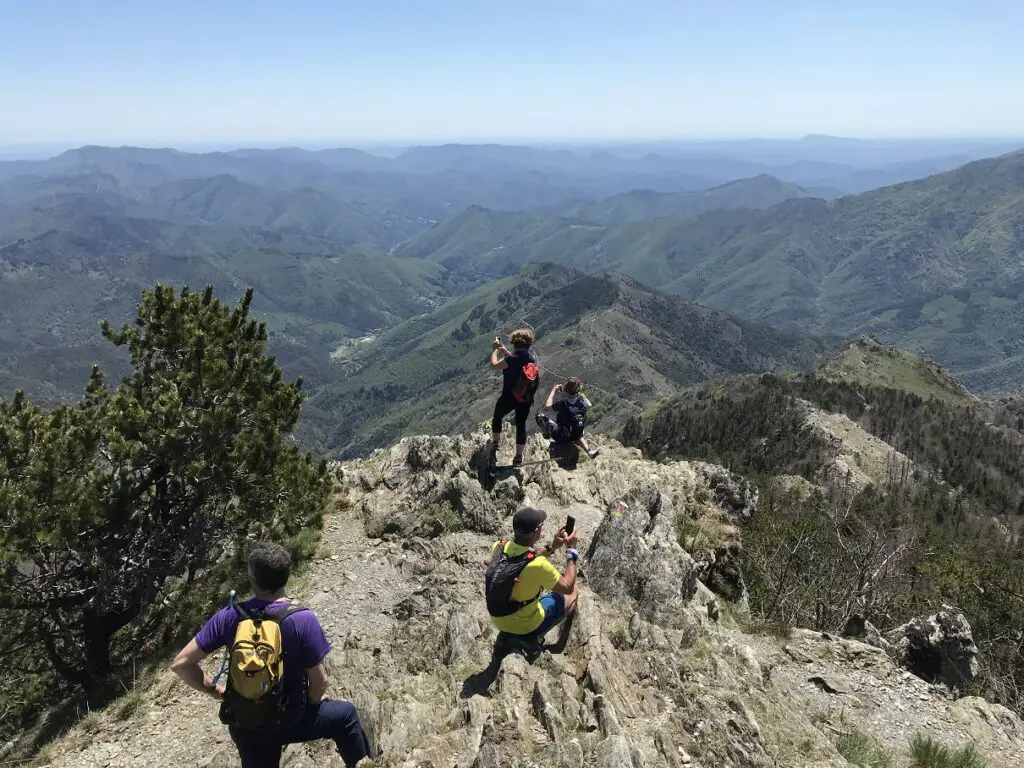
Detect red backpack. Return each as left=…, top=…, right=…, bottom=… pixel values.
left=512, top=361, right=540, bottom=403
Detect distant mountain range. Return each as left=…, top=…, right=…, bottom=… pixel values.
left=4, top=138, right=1024, bottom=428
left=551, top=174, right=832, bottom=225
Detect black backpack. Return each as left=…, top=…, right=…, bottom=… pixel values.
left=558, top=397, right=588, bottom=440
left=484, top=541, right=541, bottom=617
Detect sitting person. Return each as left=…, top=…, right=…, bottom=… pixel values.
left=535, top=377, right=600, bottom=459
left=484, top=506, right=579, bottom=653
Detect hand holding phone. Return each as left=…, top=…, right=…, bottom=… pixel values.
left=565, top=515, right=575, bottom=534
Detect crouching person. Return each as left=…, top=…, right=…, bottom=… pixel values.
left=536, top=377, right=600, bottom=459
left=170, top=542, right=373, bottom=768
left=485, top=506, right=579, bottom=654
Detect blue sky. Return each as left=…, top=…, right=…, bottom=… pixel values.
left=1, top=0, right=1022, bottom=146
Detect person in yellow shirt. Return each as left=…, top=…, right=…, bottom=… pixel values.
left=485, top=506, right=579, bottom=653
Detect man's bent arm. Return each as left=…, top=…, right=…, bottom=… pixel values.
left=170, top=639, right=221, bottom=699
left=307, top=662, right=329, bottom=703
left=490, top=348, right=508, bottom=369
left=551, top=560, right=577, bottom=595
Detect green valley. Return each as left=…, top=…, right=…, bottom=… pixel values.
left=299, top=263, right=829, bottom=458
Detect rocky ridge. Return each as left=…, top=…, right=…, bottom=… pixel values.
left=36, top=432, right=1024, bottom=767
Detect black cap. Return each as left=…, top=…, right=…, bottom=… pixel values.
left=512, top=506, right=548, bottom=534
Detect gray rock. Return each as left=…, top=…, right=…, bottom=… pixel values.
left=693, top=463, right=759, bottom=522
left=586, top=483, right=699, bottom=629
left=442, top=612, right=481, bottom=667
left=885, top=604, right=979, bottom=691
left=471, top=743, right=502, bottom=768
left=531, top=681, right=565, bottom=743
left=355, top=435, right=520, bottom=538
left=592, top=735, right=644, bottom=768
left=841, top=613, right=889, bottom=651
left=703, top=543, right=747, bottom=604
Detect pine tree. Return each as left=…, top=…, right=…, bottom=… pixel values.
left=0, top=284, right=329, bottom=698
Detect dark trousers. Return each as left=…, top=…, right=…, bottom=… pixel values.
left=492, top=392, right=532, bottom=445
left=229, top=700, right=372, bottom=768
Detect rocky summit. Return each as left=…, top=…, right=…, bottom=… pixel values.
left=37, top=432, right=1024, bottom=767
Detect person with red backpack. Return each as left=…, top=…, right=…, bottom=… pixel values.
left=489, top=328, right=540, bottom=467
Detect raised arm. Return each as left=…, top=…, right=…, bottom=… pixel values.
left=550, top=528, right=579, bottom=594
left=490, top=337, right=510, bottom=369
left=546, top=383, right=561, bottom=409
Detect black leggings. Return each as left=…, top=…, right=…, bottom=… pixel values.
left=492, top=393, right=532, bottom=446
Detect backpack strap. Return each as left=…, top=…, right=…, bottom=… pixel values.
left=263, top=603, right=310, bottom=623
left=230, top=601, right=308, bottom=623
left=498, top=540, right=537, bottom=562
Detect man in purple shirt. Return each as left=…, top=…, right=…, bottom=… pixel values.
left=170, top=542, right=372, bottom=768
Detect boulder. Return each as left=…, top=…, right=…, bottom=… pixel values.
left=350, top=435, right=520, bottom=537
left=884, top=604, right=978, bottom=691
left=840, top=613, right=889, bottom=651
left=585, top=482, right=699, bottom=629
left=693, top=462, right=759, bottom=522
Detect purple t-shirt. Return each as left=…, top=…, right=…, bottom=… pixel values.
left=196, top=598, right=331, bottom=725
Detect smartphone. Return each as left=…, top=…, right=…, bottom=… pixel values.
left=565, top=515, right=576, bottom=535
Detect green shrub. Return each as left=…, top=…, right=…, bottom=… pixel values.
left=908, top=733, right=987, bottom=768
left=836, top=729, right=893, bottom=768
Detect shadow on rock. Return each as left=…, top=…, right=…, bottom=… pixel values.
left=460, top=635, right=546, bottom=699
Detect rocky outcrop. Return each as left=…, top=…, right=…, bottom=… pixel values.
left=586, top=482, right=702, bottom=628
left=693, top=462, right=759, bottom=522
left=33, top=434, right=1024, bottom=768
left=885, top=605, right=979, bottom=691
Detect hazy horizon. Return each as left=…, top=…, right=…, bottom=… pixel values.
left=3, top=1, right=1024, bottom=146
left=3, top=134, right=1024, bottom=162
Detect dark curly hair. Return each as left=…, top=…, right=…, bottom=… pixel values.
left=248, top=542, right=292, bottom=592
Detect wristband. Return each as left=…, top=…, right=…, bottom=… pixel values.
left=565, top=548, right=579, bottom=562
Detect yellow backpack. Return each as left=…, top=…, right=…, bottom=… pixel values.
left=220, top=602, right=308, bottom=728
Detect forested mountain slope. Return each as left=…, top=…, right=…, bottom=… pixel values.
left=623, top=341, right=1024, bottom=714
left=300, top=263, right=829, bottom=458
left=398, top=151, right=1024, bottom=391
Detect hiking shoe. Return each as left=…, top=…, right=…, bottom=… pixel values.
left=495, top=631, right=544, bottom=660
left=512, top=455, right=524, bottom=468
left=535, top=413, right=551, bottom=440
left=587, top=447, right=601, bottom=459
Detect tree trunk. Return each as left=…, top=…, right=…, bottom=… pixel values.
left=80, top=607, right=136, bottom=702
left=83, top=615, right=113, bottom=676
